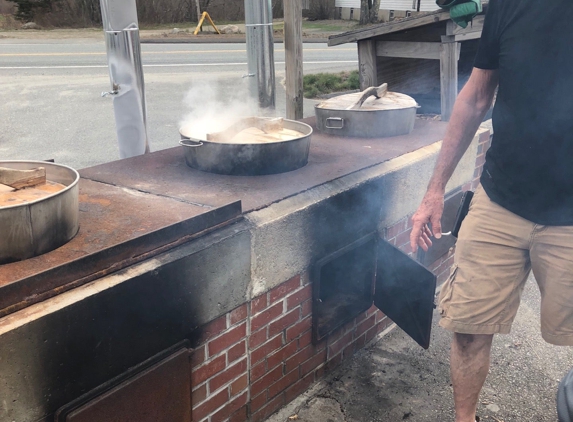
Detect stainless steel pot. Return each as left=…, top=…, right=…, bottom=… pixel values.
left=0, top=161, right=79, bottom=265
left=179, top=119, right=312, bottom=176
left=315, top=91, right=418, bottom=138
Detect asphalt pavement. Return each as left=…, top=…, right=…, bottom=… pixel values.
left=267, top=274, right=573, bottom=422
left=0, top=40, right=357, bottom=169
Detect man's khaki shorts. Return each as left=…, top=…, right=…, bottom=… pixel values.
left=438, top=185, right=573, bottom=345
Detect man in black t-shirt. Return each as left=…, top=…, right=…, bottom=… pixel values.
left=410, top=1, right=573, bottom=421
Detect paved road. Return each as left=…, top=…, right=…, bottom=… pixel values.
left=0, top=41, right=357, bottom=169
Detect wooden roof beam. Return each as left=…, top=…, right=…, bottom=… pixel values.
left=328, top=10, right=451, bottom=46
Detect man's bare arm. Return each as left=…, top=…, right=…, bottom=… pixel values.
left=410, top=68, right=499, bottom=252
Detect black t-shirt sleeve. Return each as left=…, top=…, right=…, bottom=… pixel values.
left=474, top=0, right=500, bottom=69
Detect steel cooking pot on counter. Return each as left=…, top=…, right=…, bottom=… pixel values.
left=314, top=84, right=419, bottom=138
left=179, top=117, right=313, bottom=176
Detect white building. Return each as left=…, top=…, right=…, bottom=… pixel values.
left=336, top=0, right=439, bottom=21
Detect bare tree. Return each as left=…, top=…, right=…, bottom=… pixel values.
left=360, top=0, right=380, bottom=24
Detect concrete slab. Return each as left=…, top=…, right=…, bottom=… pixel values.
left=267, top=276, right=573, bottom=422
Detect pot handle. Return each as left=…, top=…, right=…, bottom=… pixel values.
left=325, top=117, right=344, bottom=130
left=179, top=139, right=204, bottom=147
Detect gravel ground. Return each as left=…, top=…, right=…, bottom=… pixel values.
left=268, top=274, right=573, bottom=422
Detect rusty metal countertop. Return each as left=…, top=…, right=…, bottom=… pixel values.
left=80, top=117, right=448, bottom=213
left=0, top=178, right=241, bottom=317
left=0, top=117, right=447, bottom=317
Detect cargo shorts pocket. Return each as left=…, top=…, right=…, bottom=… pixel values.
left=438, top=264, right=458, bottom=317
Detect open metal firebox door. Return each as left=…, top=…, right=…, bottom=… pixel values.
left=312, top=233, right=437, bottom=349
left=312, top=191, right=465, bottom=349
left=100, top=0, right=150, bottom=159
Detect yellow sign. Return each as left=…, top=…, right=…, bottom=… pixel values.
left=194, top=12, right=221, bottom=35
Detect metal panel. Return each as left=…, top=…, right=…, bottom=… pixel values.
left=375, top=239, right=436, bottom=349
left=56, top=344, right=192, bottom=422
left=100, top=0, right=149, bottom=158
left=244, top=0, right=275, bottom=109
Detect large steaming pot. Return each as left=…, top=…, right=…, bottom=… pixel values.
left=315, top=90, right=419, bottom=138
left=0, top=161, right=79, bottom=265
left=179, top=118, right=312, bottom=176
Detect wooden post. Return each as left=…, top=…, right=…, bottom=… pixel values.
left=440, top=41, right=458, bottom=121
left=440, top=21, right=460, bottom=121
left=284, top=0, right=303, bottom=120
left=358, top=39, right=378, bottom=90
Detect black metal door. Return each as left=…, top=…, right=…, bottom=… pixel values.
left=374, top=240, right=437, bottom=349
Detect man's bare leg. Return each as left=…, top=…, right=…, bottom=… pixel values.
left=451, top=333, right=494, bottom=422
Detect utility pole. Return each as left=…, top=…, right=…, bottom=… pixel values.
left=244, top=0, right=276, bottom=110
left=195, top=0, right=201, bottom=22
left=100, top=0, right=149, bottom=158
left=284, top=0, right=303, bottom=120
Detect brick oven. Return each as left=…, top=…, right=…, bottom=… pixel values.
left=0, top=118, right=492, bottom=422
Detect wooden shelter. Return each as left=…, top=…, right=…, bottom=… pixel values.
left=328, top=4, right=488, bottom=120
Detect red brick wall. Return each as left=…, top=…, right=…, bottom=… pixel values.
left=189, top=129, right=492, bottom=422
left=190, top=274, right=394, bottom=422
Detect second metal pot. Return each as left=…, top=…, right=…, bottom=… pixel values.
left=315, top=106, right=417, bottom=138
left=314, top=90, right=419, bottom=138
left=179, top=119, right=312, bottom=176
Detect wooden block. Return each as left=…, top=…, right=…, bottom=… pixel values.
left=0, top=183, right=15, bottom=193
left=259, top=118, right=283, bottom=133
left=0, top=167, right=46, bottom=189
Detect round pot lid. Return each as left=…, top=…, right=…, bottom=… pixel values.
left=316, top=91, right=418, bottom=112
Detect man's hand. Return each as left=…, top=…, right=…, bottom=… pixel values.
left=408, top=68, right=497, bottom=253
left=410, top=191, right=445, bottom=252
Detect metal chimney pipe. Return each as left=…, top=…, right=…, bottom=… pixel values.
left=244, top=0, right=276, bottom=110
left=100, top=0, right=149, bottom=158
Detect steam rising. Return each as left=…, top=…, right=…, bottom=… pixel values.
left=179, top=82, right=260, bottom=140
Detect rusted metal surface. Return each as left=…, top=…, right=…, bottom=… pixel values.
left=56, top=343, right=191, bottom=422
left=0, top=179, right=241, bottom=316
left=81, top=117, right=448, bottom=213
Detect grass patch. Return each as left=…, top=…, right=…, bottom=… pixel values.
left=0, top=14, right=19, bottom=30
left=303, top=70, right=359, bottom=98
left=302, top=21, right=359, bottom=32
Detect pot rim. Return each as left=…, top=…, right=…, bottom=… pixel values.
left=314, top=104, right=419, bottom=112
left=0, top=160, right=80, bottom=210
left=179, top=120, right=313, bottom=146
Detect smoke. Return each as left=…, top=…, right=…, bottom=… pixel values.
left=179, top=81, right=259, bottom=140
